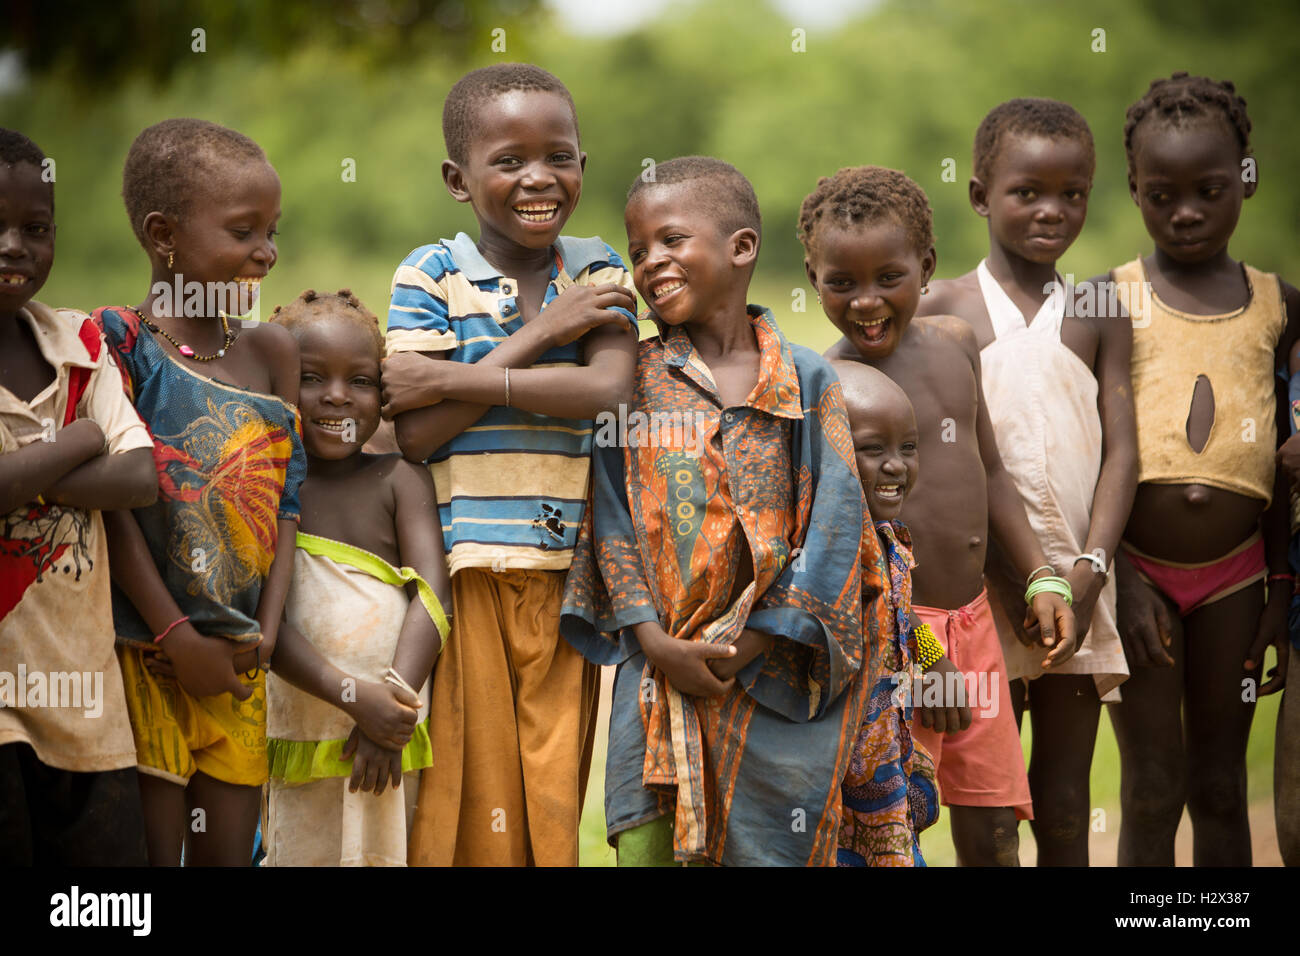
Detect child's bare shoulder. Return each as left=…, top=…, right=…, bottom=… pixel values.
left=823, top=338, right=853, bottom=361
left=384, top=453, right=437, bottom=497
left=1075, top=272, right=1127, bottom=319
left=245, top=319, right=296, bottom=351
left=242, top=321, right=299, bottom=399
left=823, top=337, right=901, bottom=364
left=912, top=313, right=979, bottom=358
left=922, top=272, right=982, bottom=318
left=245, top=320, right=298, bottom=369
left=355, top=451, right=423, bottom=483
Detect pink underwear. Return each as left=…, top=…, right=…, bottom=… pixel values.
left=1121, top=532, right=1266, bottom=617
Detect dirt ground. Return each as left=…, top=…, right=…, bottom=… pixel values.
left=1014, top=802, right=1282, bottom=867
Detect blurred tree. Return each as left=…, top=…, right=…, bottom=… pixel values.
left=4, top=0, right=543, bottom=91
left=5, top=0, right=1297, bottom=348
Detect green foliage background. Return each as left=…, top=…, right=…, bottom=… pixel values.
left=6, top=0, right=1296, bottom=865
left=6, top=0, right=1299, bottom=354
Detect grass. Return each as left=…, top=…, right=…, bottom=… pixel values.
left=579, top=674, right=1284, bottom=866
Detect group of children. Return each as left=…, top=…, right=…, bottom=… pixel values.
left=2, top=62, right=1296, bottom=867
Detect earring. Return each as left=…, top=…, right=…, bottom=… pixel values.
left=921, top=283, right=929, bottom=296
left=167, top=251, right=175, bottom=270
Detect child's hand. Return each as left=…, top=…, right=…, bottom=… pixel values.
left=345, top=679, right=419, bottom=751
left=915, top=655, right=972, bottom=734
left=155, top=623, right=259, bottom=700
left=1277, top=433, right=1300, bottom=484
left=235, top=619, right=280, bottom=674
left=1064, top=562, right=1103, bottom=649
left=536, top=283, right=637, bottom=348
left=231, top=646, right=258, bottom=674
left=1114, top=553, right=1177, bottom=668
left=143, top=654, right=176, bottom=678
left=707, top=627, right=772, bottom=682
left=634, top=622, right=736, bottom=698
left=380, top=352, right=453, bottom=419
left=1023, top=593, right=1077, bottom=669
left=1245, top=585, right=1290, bottom=695
left=341, top=727, right=404, bottom=796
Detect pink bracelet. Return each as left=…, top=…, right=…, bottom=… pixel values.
left=154, top=615, right=190, bottom=644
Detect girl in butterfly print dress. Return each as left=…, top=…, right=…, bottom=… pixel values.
left=94, top=119, right=305, bottom=867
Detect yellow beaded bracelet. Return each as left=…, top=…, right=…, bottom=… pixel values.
left=911, top=621, right=944, bottom=671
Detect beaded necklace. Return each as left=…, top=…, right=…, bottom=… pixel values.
left=124, top=305, right=235, bottom=361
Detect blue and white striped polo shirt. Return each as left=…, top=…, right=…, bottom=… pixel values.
left=386, top=232, right=637, bottom=575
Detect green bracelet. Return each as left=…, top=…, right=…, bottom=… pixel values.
left=1024, top=574, right=1073, bottom=607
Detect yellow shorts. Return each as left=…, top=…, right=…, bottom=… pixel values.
left=117, top=645, right=267, bottom=788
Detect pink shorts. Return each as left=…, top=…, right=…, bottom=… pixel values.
left=910, top=587, right=1032, bottom=820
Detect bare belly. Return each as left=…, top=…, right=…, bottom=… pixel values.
left=902, top=474, right=989, bottom=610
left=1124, top=482, right=1265, bottom=563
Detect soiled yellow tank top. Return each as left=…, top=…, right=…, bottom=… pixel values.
left=1113, top=257, right=1285, bottom=505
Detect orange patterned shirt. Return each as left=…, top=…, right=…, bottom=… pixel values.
left=563, top=307, right=889, bottom=864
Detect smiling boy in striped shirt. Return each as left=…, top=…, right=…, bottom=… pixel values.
left=380, top=63, right=637, bottom=866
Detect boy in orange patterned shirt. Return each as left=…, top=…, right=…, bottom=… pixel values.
left=562, top=157, right=881, bottom=865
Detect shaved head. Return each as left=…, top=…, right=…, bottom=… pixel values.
left=834, top=360, right=919, bottom=519
left=833, top=360, right=914, bottom=431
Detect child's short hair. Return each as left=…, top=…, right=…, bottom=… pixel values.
left=121, top=118, right=267, bottom=250
left=1123, top=72, right=1252, bottom=175
left=442, top=63, right=578, bottom=166
left=625, top=156, right=762, bottom=240
left=797, top=166, right=932, bottom=257
left=972, top=98, right=1095, bottom=183
left=0, top=128, right=47, bottom=170
left=0, top=128, right=51, bottom=209
left=270, top=288, right=383, bottom=362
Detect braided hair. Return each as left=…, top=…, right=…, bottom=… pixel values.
left=270, top=288, right=383, bottom=361
left=1124, top=72, right=1252, bottom=175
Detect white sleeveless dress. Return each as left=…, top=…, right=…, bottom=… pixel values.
left=976, top=260, right=1128, bottom=701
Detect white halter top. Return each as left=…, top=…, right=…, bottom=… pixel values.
left=975, top=260, right=1127, bottom=699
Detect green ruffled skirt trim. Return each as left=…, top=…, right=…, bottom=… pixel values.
left=267, top=718, right=432, bottom=784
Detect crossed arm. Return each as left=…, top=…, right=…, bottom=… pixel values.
left=384, top=283, right=637, bottom=462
